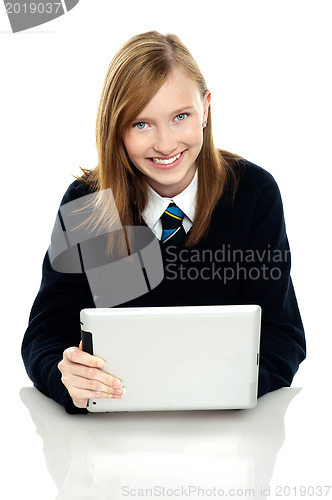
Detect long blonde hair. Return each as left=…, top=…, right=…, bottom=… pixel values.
left=79, top=31, right=242, bottom=248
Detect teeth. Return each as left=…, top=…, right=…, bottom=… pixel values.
left=151, top=152, right=181, bottom=165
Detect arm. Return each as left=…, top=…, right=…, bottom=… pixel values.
left=239, top=172, right=306, bottom=397
left=22, top=181, right=124, bottom=413
left=22, top=250, right=94, bottom=413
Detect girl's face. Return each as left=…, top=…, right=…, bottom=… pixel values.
left=122, top=66, right=211, bottom=197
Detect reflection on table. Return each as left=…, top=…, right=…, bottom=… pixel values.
left=20, top=387, right=301, bottom=500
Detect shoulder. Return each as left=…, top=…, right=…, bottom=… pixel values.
left=216, top=158, right=285, bottom=224
left=237, top=159, right=280, bottom=198
left=59, top=179, right=92, bottom=207
left=231, top=158, right=283, bottom=213
left=229, top=159, right=286, bottom=232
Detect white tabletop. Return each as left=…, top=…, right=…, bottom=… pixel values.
left=4, top=382, right=331, bottom=500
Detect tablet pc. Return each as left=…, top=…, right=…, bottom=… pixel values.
left=80, top=304, right=261, bottom=412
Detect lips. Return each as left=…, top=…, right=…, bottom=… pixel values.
left=146, top=150, right=186, bottom=169
left=150, top=152, right=182, bottom=165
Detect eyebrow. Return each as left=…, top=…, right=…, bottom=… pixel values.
left=133, top=106, right=196, bottom=122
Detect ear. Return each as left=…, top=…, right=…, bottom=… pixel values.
left=203, top=90, right=211, bottom=123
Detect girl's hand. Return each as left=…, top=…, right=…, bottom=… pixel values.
left=58, top=341, right=125, bottom=408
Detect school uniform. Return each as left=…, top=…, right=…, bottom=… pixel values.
left=22, top=159, right=306, bottom=414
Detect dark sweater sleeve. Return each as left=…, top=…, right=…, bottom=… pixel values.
left=239, top=170, right=306, bottom=397
left=22, top=181, right=94, bottom=414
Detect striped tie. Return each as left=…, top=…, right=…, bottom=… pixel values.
left=161, top=203, right=186, bottom=245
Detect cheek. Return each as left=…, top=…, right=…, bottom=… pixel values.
left=123, top=133, right=142, bottom=160
left=183, top=122, right=203, bottom=147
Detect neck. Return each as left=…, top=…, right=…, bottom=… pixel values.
left=147, top=166, right=197, bottom=198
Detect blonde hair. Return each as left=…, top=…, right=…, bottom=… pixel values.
left=79, top=31, right=242, bottom=248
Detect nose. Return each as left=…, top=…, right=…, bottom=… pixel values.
left=153, top=125, right=177, bottom=157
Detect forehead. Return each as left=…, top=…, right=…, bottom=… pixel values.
left=136, top=67, right=202, bottom=117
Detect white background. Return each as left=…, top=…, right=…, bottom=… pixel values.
left=1, top=0, right=331, bottom=497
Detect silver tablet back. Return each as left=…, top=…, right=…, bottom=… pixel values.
left=80, top=305, right=261, bottom=412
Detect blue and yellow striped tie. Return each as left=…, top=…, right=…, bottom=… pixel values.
left=161, top=203, right=186, bottom=245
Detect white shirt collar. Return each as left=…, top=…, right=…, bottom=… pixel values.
left=142, top=169, right=197, bottom=235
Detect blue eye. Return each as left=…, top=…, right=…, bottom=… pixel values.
left=175, top=113, right=188, bottom=122
left=133, top=122, right=147, bottom=130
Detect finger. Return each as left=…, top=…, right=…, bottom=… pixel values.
left=64, top=346, right=106, bottom=369
left=79, top=340, right=83, bottom=351
left=70, top=385, right=124, bottom=409
left=70, top=387, right=123, bottom=409
left=72, top=396, right=88, bottom=409
left=68, top=374, right=125, bottom=397
left=63, top=356, right=123, bottom=389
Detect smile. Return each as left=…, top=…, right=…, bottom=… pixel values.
left=150, top=152, right=182, bottom=165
